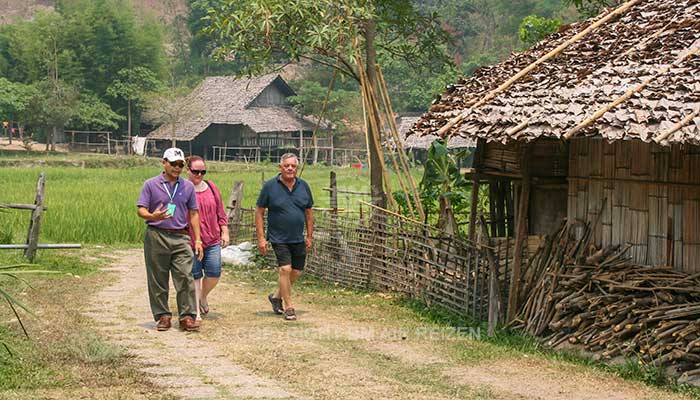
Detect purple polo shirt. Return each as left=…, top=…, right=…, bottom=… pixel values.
left=137, top=173, right=198, bottom=230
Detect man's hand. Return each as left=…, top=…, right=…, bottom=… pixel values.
left=151, top=203, right=171, bottom=221
left=195, top=241, right=204, bottom=261
left=258, top=239, right=269, bottom=256
left=305, top=236, right=313, bottom=250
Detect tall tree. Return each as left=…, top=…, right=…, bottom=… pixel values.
left=107, top=67, right=163, bottom=151
left=25, top=79, right=79, bottom=152
left=201, top=0, right=451, bottom=207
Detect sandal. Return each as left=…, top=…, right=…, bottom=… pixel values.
left=268, top=294, right=284, bottom=315
left=284, top=308, right=297, bottom=321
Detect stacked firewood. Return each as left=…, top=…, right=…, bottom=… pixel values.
left=509, top=221, right=700, bottom=377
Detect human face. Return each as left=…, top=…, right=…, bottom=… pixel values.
left=279, top=157, right=298, bottom=181
left=163, top=159, right=184, bottom=180
left=188, top=160, right=206, bottom=185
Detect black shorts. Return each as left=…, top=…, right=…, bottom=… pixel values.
left=271, top=242, right=306, bottom=270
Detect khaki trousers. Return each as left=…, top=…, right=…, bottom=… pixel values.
left=143, top=227, right=196, bottom=321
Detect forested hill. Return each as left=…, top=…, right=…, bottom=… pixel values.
left=0, top=0, right=187, bottom=25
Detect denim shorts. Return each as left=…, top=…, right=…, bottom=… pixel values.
left=192, top=244, right=222, bottom=279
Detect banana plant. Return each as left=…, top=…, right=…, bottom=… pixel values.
left=419, top=140, right=471, bottom=237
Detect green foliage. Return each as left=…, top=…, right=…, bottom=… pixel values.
left=566, top=0, right=620, bottom=17
left=106, top=67, right=163, bottom=104
left=69, top=93, right=124, bottom=130
left=24, top=80, right=79, bottom=132
left=518, top=15, right=562, bottom=45
left=287, top=74, right=362, bottom=135
left=419, top=140, right=471, bottom=224
left=0, top=78, right=35, bottom=121
left=184, top=0, right=242, bottom=77
left=201, top=0, right=452, bottom=80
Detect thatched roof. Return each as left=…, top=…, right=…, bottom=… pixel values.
left=411, top=0, right=700, bottom=146
left=148, top=74, right=329, bottom=140
left=398, top=117, right=474, bottom=149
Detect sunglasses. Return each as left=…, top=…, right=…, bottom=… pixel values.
left=168, top=161, right=185, bottom=168
left=189, top=169, right=206, bottom=176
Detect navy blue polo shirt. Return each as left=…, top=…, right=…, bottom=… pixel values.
left=256, top=174, right=313, bottom=244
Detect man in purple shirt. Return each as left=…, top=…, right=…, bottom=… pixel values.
left=137, top=147, right=204, bottom=332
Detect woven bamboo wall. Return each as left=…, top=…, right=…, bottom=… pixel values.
left=568, top=139, right=700, bottom=272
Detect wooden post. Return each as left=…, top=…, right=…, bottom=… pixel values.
left=330, top=134, right=335, bottom=165
left=480, top=215, right=500, bottom=336
left=507, top=145, right=531, bottom=322
left=107, top=132, right=111, bottom=155
left=226, top=181, right=244, bottom=241
left=489, top=180, right=498, bottom=236
left=496, top=181, right=507, bottom=237
left=468, top=177, right=480, bottom=241
left=330, top=171, right=340, bottom=259
left=299, top=129, right=304, bottom=165
left=505, top=180, right=514, bottom=237
left=24, top=173, right=46, bottom=262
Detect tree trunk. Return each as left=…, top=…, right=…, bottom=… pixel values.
left=364, top=19, right=386, bottom=208
left=45, top=128, right=50, bottom=152
left=51, top=126, right=56, bottom=151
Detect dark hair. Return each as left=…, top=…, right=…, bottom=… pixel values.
left=186, top=155, right=205, bottom=169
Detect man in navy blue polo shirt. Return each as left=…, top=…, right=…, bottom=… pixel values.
left=255, top=153, right=314, bottom=321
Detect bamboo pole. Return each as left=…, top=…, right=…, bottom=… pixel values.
left=436, top=0, right=643, bottom=137
left=653, top=107, right=700, bottom=143
left=376, top=64, right=426, bottom=221
left=356, top=53, right=397, bottom=211
left=564, top=42, right=700, bottom=139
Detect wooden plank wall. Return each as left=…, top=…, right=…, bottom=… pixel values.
left=568, top=139, right=700, bottom=272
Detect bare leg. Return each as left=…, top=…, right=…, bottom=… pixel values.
left=200, top=277, right=219, bottom=309
left=273, top=265, right=301, bottom=309
left=194, top=278, right=203, bottom=321
left=278, top=265, right=294, bottom=309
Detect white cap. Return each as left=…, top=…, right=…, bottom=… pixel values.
left=163, top=147, right=185, bottom=162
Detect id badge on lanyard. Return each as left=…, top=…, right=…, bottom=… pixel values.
left=163, top=182, right=179, bottom=216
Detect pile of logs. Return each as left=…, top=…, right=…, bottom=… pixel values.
left=509, top=220, right=700, bottom=377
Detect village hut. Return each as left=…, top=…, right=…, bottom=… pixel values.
left=147, top=73, right=331, bottom=161
left=411, top=0, right=700, bottom=279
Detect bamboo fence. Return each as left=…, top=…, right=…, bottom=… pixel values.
left=231, top=206, right=498, bottom=323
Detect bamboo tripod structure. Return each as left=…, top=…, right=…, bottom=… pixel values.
left=354, top=51, right=425, bottom=220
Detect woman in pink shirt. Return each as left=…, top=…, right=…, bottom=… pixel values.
left=186, top=155, right=230, bottom=323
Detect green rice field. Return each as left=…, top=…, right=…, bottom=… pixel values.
left=0, top=152, right=419, bottom=245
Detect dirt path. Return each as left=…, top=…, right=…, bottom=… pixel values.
left=84, top=249, right=690, bottom=400
left=83, top=250, right=295, bottom=400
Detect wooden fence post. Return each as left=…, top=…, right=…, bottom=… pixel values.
left=24, top=173, right=46, bottom=262
left=227, top=181, right=244, bottom=241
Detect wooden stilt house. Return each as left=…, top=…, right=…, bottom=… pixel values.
left=411, top=0, right=700, bottom=286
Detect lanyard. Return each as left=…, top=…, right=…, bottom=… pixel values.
left=162, top=182, right=179, bottom=203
